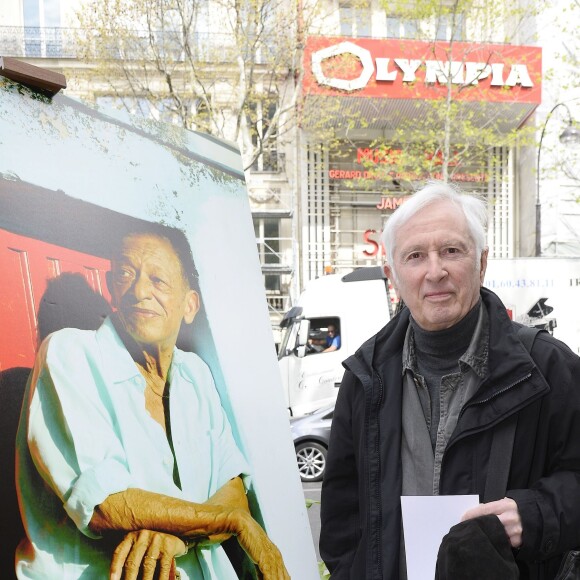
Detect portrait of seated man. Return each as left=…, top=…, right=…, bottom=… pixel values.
left=15, top=225, right=288, bottom=579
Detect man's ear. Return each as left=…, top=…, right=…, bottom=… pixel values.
left=479, top=248, right=489, bottom=285
left=384, top=263, right=400, bottom=300
left=183, top=290, right=200, bottom=324
left=384, top=263, right=397, bottom=287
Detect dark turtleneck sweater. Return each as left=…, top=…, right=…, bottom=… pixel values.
left=410, top=300, right=481, bottom=449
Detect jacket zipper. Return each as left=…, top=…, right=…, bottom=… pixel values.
left=458, top=372, right=532, bottom=421
left=441, top=371, right=531, bottom=461
left=374, top=371, right=384, bottom=578
left=440, top=371, right=532, bottom=495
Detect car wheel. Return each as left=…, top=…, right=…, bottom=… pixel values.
left=296, top=441, right=327, bottom=482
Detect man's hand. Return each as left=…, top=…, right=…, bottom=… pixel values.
left=461, top=497, right=523, bottom=548
left=93, top=478, right=290, bottom=579
left=110, top=529, right=186, bottom=580
left=232, top=511, right=290, bottom=580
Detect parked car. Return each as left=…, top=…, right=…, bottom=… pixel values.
left=290, top=405, right=334, bottom=482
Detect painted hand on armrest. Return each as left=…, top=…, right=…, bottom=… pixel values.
left=92, top=477, right=289, bottom=579
left=232, top=510, right=290, bottom=580
left=110, top=529, right=185, bottom=580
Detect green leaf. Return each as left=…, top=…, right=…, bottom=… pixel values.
left=318, top=560, right=331, bottom=579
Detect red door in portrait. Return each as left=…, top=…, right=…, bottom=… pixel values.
left=0, top=229, right=112, bottom=371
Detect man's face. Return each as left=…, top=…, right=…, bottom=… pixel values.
left=385, top=200, right=487, bottom=331
left=108, top=234, right=199, bottom=351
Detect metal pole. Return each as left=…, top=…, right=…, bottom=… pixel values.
left=535, top=199, right=541, bottom=257
left=535, top=103, right=575, bottom=257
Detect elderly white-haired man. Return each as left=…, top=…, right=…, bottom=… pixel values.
left=320, top=181, right=580, bottom=579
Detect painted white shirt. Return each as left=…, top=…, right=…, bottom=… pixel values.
left=16, top=317, right=249, bottom=579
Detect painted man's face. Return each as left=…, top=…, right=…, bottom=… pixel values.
left=109, top=233, right=199, bottom=351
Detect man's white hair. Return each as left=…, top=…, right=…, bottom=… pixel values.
left=381, top=181, right=488, bottom=280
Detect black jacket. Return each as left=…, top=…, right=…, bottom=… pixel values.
left=320, top=288, right=580, bottom=580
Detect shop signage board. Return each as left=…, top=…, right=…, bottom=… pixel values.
left=303, top=36, right=542, bottom=104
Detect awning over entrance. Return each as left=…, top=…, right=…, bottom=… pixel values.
left=302, top=95, right=538, bottom=134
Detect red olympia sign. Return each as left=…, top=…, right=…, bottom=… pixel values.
left=303, top=37, right=542, bottom=104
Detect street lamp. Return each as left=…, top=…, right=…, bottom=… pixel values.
left=535, top=103, right=580, bottom=256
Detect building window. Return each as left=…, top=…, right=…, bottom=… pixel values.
left=386, top=16, right=418, bottom=39
left=339, top=1, right=371, bottom=38
left=254, top=217, right=282, bottom=292
left=265, top=274, right=281, bottom=293
left=435, top=13, right=465, bottom=41
left=23, top=0, right=62, bottom=57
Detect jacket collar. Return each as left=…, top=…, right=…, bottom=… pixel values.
left=343, top=304, right=409, bottom=380
left=343, top=288, right=550, bottom=430
left=402, top=301, right=489, bottom=381
left=455, top=288, right=550, bottom=435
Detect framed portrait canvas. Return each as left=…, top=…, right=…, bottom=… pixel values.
left=0, top=74, right=318, bottom=579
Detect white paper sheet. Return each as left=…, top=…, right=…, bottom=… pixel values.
left=401, top=495, right=480, bottom=580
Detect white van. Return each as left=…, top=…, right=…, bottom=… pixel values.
left=278, top=259, right=580, bottom=417
left=278, top=267, right=396, bottom=417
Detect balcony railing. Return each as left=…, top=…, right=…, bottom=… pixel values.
left=0, top=26, right=279, bottom=64
left=266, top=293, right=291, bottom=321
left=0, top=26, right=78, bottom=58
left=257, top=238, right=294, bottom=273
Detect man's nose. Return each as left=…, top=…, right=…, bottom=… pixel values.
left=128, top=274, right=152, bottom=301
left=425, top=253, right=447, bottom=281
